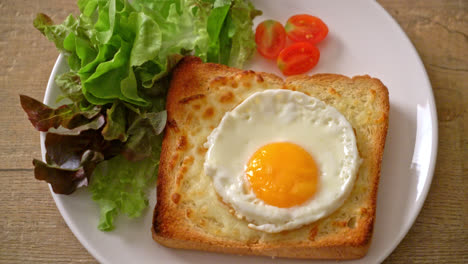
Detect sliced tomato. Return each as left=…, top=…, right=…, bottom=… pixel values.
left=277, top=42, right=320, bottom=76
left=285, top=14, right=328, bottom=44
left=255, top=20, right=287, bottom=59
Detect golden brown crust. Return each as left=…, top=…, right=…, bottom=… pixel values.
left=152, top=56, right=389, bottom=259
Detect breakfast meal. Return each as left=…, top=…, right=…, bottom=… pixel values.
left=152, top=56, right=389, bottom=259
left=21, top=0, right=391, bottom=260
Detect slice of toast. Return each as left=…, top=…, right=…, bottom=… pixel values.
left=152, top=56, right=389, bottom=259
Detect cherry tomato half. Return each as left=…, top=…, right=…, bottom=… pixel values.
left=255, top=20, right=287, bottom=59
left=285, top=14, right=328, bottom=44
left=277, top=42, right=320, bottom=76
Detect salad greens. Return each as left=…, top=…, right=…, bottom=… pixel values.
left=21, top=0, right=260, bottom=231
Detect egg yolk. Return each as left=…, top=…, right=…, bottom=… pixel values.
left=245, top=142, right=318, bottom=208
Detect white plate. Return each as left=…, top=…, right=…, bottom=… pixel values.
left=41, top=0, right=438, bottom=263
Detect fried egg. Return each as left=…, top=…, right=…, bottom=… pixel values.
left=204, top=89, right=361, bottom=233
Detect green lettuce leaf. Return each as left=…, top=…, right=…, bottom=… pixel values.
left=214, top=0, right=232, bottom=8
left=207, top=5, right=231, bottom=42
left=228, top=0, right=261, bottom=67
left=127, top=12, right=162, bottom=67
left=78, top=0, right=99, bottom=17
left=55, top=72, right=84, bottom=103
left=206, top=4, right=231, bottom=63
left=218, top=13, right=234, bottom=65
left=90, top=140, right=161, bottom=231
left=33, top=13, right=77, bottom=52
left=122, top=110, right=166, bottom=161
left=131, top=0, right=211, bottom=88
left=101, top=102, right=127, bottom=141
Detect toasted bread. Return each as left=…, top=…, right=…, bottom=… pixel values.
left=152, top=56, right=389, bottom=259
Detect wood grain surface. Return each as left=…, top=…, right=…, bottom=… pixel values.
left=1, top=0, right=466, bottom=263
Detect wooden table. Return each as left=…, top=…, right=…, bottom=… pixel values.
left=1, top=0, right=466, bottom=263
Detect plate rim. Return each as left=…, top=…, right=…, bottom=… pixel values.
left=40, top=1, right=439, bottom=263
left=368, top=0, right=439, bottom=262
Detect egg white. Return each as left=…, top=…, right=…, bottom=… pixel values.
left=204, top=89, right=361, bottom=233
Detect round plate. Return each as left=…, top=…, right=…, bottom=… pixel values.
left=41, top=0, right=438, bottom=263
